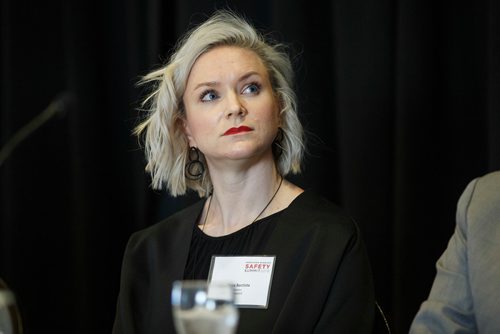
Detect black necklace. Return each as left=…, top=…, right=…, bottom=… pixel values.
left=201, top=175, right=284, bottom=232
left=191, top=175, right=284, bottom=279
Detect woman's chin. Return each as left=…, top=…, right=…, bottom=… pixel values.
left=219, top=148, right=272, bottom=164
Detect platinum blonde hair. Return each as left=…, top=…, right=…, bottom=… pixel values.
left=136, top=10, right=304, bottom=197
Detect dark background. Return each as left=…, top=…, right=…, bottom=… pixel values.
left=1, top=0, right=499, bottom=333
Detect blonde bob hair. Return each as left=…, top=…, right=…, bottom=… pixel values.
left=136, top=10, right=304, bottom=197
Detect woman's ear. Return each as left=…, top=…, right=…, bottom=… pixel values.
left=182, top=118, right=196, bottom=147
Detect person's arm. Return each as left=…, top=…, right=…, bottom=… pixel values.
left=410, top=178, right=478, bottom=333
left=112, top=233, right=150, bottom=334
left=314, top=222, right=375, bottom=334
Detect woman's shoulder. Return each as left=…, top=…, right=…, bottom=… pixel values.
left=127, top=198, right=205, bottom=248
left=288, top=190, right=352, bottom=218
left=284, top=190, right=359, bottom=236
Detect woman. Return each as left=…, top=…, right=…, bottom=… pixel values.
left=113, top=10, right=374, bottom=333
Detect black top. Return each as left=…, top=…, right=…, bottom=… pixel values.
left=113, top=190, right=375, bottom=334
left=184, top=211, right=282, bottom=279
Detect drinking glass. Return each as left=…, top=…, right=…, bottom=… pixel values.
left=171, top=280, right=239, bottom=334
left=0, top=289, right=16, bottom=334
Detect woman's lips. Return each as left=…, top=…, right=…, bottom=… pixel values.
left=223, top=126, right=252, bottom=136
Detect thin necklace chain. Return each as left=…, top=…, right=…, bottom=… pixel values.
left=201, top=175, right=284, bottom=232
left=191, top=175, right=284, bottom=279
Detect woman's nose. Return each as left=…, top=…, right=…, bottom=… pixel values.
left=225, top=92, right=247, bottom=119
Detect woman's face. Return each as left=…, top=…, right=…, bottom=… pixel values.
left=182, top=46, right=280, bottom=167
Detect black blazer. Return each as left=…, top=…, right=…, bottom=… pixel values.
left=112, top=191, right=374, bottom=333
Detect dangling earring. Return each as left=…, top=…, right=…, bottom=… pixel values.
left=272, top=128, right=284, bottom=158
left=185, top=147, right=205, bottom=180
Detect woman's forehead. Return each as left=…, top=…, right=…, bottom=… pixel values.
left=187, top=46, right=268, bottom=83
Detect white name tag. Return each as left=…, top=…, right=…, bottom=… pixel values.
left=208, top=256, right=276, bottom=309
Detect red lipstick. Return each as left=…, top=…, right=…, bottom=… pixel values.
left=223, top=126, right=252, bottom=136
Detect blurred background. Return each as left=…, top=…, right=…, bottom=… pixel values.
left=1, top=0, right=499, bottom=333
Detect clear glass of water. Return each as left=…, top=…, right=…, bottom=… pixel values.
left=171, top=280, right=239, bottom=334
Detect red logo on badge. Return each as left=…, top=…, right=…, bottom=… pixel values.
left=244, top=262, right=272, bottom=272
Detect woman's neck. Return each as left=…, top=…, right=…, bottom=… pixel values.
left=199, top=151, right=304, bottom=236
left=200, top=161, right=279, bottom=235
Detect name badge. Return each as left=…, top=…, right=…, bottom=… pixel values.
left=208, top=256, right=276, bottom=309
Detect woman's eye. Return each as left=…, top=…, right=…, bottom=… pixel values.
left=200, top=90, right=218, bottom=102
left=242, top=82, right=261, bottom=95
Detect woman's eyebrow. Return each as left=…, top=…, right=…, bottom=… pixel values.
left=239, top=71, right=260, bottom=81
left=192, top=71, right=261, bottom=91
left=193, top=81, right=218, bottom=91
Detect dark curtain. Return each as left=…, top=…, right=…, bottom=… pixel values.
left=1, top=0, right=499, bottom=333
